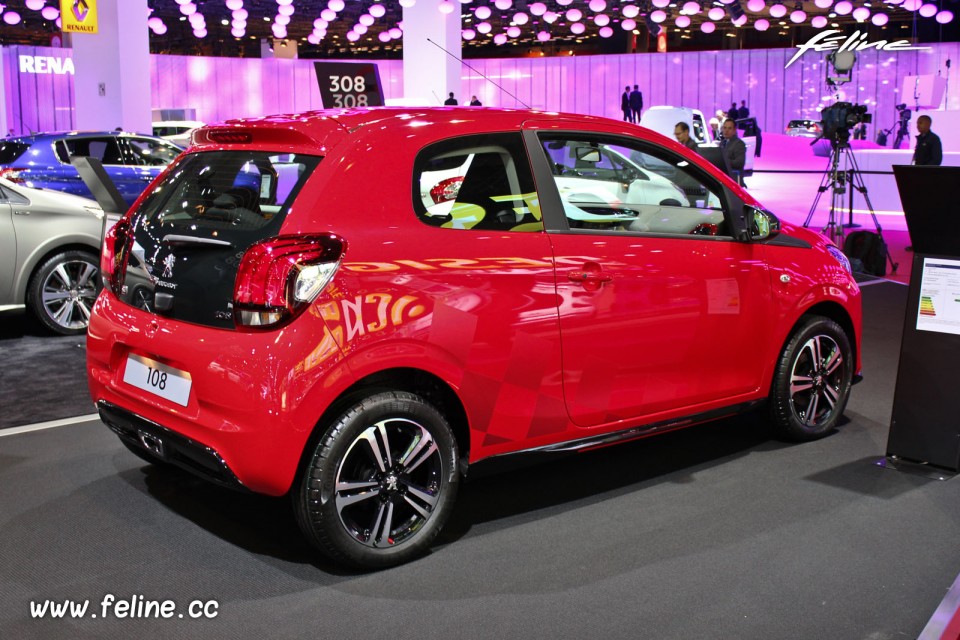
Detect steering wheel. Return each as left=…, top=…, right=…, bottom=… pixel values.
left=555, top=163, right=581, bottom=176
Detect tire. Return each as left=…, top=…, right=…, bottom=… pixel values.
left=769, top=315, right=853, bottom=441
left=27, top=249, right=100, bottom=335
left=293, top=391, right=460, bottom=570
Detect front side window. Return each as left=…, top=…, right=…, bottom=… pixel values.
left=412, top=133, right=541, bottom=232
left=538, top=135, right=727, bottom=237
left=126, top=137, right=182, bottom=166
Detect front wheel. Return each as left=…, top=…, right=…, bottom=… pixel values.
left=293, top=391, right=460, bottom=570
left=27, top=249, right=100, bottom=335
left=769, top=315, right=853, bottom=441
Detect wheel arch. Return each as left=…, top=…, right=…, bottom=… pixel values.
left=293, top=367, right=471, bottom=492
left=794, top=300, right=858, bottom=369
left=17, top=240, right=100, bottom=303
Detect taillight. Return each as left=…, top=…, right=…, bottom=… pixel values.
left=233, top=234, right=344, bottom=330
left=0, top=167, right=27, bottom=183
left=100, top=217, right=132, bottom=295
left=430, top=176, right=463, bottom=204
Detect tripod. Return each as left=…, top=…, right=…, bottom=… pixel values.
left=803, top=139, right=898, bottom=274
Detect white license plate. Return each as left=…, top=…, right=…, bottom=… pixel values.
left=122, top=354, right=192, bottom=407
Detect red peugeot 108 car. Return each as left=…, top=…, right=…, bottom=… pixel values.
left=87, top=108, right=862, bottom=569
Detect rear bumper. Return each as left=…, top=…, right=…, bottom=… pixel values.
left=98, top=400, right=245, bottom=491
left=87, top=291, right=353, bottom=496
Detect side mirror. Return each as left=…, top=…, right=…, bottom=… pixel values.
left=749, top=206, right=781, bottom=241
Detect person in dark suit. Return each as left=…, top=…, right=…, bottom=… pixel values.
left=728, top=102, right=740, bottom=121
left=674, top=122, right=698, bottom=152
left=444, top=92, right=458, bottom=105
left=621, top=86, right=632, bottom=122
left=739, top=100, right=750, bottom=118
left=913, top=115, right=942, bottom=166
left=469, top=95, right=482, bottom=106
left=629, top=85, right=643, bottom=122
left=720, top=118, right=746, bottom=186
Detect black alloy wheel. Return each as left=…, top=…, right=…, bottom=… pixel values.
left=769, top=315, right=854, bottom=441
left=294, top=391, right=459, bottom=569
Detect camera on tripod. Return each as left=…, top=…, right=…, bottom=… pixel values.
left=819, top=102, right=872, bottom=146
left=876, top=103, right=912, bottom=148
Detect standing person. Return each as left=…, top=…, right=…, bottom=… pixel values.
left=629, top=84, right=643, bottom=123
left=443, top=92, right=458, bottom=105
left=913, top=115, right=942, bottom=166
left=674, top=122, right=699, bottom=152
left=739, top=100, right=750, bottom=118
left=469, top=95, right=482, bottom=106
left=621, top=86, right=632, bottom=122
left=720, top=118, right=747, bottom=186
left=728, top=102, right=740, bottom=121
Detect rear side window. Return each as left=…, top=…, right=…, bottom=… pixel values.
left=136, top=151, right=319, bottom=233
left=0, top=141, right=28, bottom=164
left=412, top=133, right=542, bottom=232
left=62, top=137, right=124, bottom=165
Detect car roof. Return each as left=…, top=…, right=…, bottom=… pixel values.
left=192, top=107, right=662, bottom=155
left=12, top=131, right=165, bottom=143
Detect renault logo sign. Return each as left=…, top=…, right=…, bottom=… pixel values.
left=60, top=0, right=98, bottom=34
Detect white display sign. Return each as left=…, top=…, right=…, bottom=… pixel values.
left=18, top=55, right=75, bottom=75
left=915, top=258, right=960, bottom=336
left=122, top=354, right=192, bottom=407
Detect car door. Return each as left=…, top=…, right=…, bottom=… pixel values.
left=523, top=125, right=774, bottom=428
left=0, top=185, right=15, bottom=303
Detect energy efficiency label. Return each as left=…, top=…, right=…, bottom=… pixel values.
left=916, top=258, right=960, bottom=336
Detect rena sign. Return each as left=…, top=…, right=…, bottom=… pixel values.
left=785, top=30, right=932, bottom=69
left=19, top=55, right=75, bottom=75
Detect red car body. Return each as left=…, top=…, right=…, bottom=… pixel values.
left=87, top=108, right=861, bottom=567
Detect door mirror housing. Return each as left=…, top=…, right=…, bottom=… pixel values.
left=749, top=206, right=781, bottom=241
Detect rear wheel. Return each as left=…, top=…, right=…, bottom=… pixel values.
left=769, top=315, right=853, bottom=441
left=27, top=249, right=100, bottom=335
left=293, top=391, right=460, bottom=570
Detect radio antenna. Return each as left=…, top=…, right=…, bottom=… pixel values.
left=426, top=37, right=531, bottom=108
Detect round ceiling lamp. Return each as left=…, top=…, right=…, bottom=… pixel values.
left=701, top=21, right=715, bottom=32
left=769, top=4, right=787, bottom=18
left=754, top=18, right=770, bottom=30
left=790, top=9, right=806, bottom=22
left=708, top=7, right=725, bottom=20
left=599, top=26, right=614, bottom=37
left=623, top=5, right=640, bottom=18
left=746, top=0, right=765, bottom=12
left=871, top=12, right=888, bottom=26
left=936, top=10, right=954, bottom=23
left=651, top=9, right=667, bottom=22
left=570, top=21, right=586, bottom=34
left=834, top=1, right=853, bottom=15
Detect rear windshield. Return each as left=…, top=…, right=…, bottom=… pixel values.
left=0, top=141, right=29, bottom=164
left=135, top=150, right=320, bottom=234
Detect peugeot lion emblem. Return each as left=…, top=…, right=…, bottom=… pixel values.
left=162, top=254, right=176, bottom=279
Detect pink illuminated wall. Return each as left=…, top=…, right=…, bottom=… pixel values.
left=3, top=43, right=959, bottom=140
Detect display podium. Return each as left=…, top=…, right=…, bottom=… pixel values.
left=884, top=166, right=960, bottom=476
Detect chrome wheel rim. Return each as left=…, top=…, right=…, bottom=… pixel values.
left=41, top=259, right=99, bottom=330
left=789, top=334, right=846, bottom=428
left=334, top=418, right=443, bottom=549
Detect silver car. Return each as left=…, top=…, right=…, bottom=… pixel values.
left=0, top=178, right=105, bottom=335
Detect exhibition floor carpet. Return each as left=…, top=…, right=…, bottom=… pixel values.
left=4, top=281, right=960, bottom=640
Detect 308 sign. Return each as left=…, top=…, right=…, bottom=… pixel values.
left=314, top=62, right=384, bottom=109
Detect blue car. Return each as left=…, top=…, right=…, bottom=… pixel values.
left=0, top=131, right=182, bottom=209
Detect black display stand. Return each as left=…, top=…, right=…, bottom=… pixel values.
left=883, top=166, right=960, bottom=476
